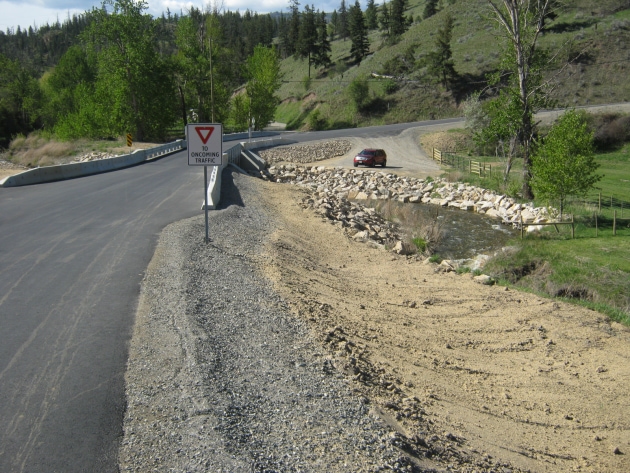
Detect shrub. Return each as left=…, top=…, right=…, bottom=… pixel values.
left=348, top=77, right=371, bottom=112
left=302, top=76, right=312, bottom=92
left=307, top=109, right=327, bottom=131
left=412, top=237, right=426, bottom=252
left=383, top=79, right=399, bottom=94
left=588, top=113, right=630, bottom=150
left=429, top=253, right=442, bottom=263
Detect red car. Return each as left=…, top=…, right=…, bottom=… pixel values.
left=353, top=148, right=387, bottom=168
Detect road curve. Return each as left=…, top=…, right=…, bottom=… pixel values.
left=0, top=117, right=478, bottom=472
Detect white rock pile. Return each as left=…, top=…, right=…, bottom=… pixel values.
left=73, top=151, right=120, bottom=163
left=266, top=165, right=555, bottom=229
left=257, top=140, right=351, bottom=165
left=299, top=191, right=403, bottom=246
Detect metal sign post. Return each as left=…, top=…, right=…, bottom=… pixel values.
left=187, top=123, right=223, bottom=243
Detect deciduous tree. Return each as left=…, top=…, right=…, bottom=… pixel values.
left=531, top=110, right=601, bottom=219
left=246, top=45, right=281, bottom=130
left=84, top=0, right=177, bottom=140
left=487, top=0, right=555, bottom=199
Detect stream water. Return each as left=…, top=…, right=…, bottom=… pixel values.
left=412, top=203, right=520, bottom=260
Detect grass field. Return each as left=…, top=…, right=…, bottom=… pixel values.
left=484, top=235, right=630, bottom=325
left=3, top=132, right=159, bottom=168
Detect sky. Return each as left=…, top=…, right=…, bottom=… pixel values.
left=0, top=0, right=359, bottom=32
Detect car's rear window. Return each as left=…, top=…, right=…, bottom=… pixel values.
left=360, top=150, right=375, bottom=156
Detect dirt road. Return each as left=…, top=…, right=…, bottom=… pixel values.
left=259, top=179, right=630, bottom=473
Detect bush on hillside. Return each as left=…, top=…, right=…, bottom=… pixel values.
left=587, top=113, right=630, bottom=150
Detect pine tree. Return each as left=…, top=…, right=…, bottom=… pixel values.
left=390, top=0, right=409, bottom=37
left=278, top=13, right=290, bottom=58
left=348, top=0, right=369, bottom=63
left=365, top=0, right=378, bottom=30
left=379, top=1, right=391, bottom=35
left=330, top=10, right=339, bottom=40
left=312, top=11, right=332, bottom=70
left=427, top=13, right=457, bottom=88
left=297, top=4, right=317, bottom=75
left=423, top=0, right=438, bottom=19
left=339, top=0, right=349, bottom=40
left=287, top=0, right=300, bottom=56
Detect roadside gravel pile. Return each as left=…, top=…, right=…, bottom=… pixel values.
left=0, top=157, right=28, bottom=170
left=257, top=139, right=351, bottom=165
left=120, top=171, right=419, bottom=472
left=72, top=151, right=120, bottom=162
left=267, top=164, right=554, bottom=227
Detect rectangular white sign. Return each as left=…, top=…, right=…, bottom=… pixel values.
left=187, top=123, right=223, bottom=166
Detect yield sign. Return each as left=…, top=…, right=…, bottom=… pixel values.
left=187, top=123, right=223, bottom=166
left=195, top=126, right=214, bottom=144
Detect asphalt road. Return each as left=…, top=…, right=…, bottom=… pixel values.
left=0, top=154, right=202, bottom=472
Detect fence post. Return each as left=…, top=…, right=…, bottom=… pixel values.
left=599, top=192, right=601, bottom=212
left=595, top=212, right=598, bottom=238
left=521, top=214, right=524, bottom=240
left=571, top=215, right=575, bottom=239
left=613, top=210, right=617, bottom=236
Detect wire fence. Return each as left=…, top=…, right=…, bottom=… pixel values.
left=430, top=148, right=630, bottom=237
left=431, top=148, right=495, bottom=177
left=566, top=193, right=630, bottom=218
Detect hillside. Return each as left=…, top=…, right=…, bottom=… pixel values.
left=276, top=0, right=630, bottom=130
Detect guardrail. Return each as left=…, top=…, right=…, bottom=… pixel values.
left=203, top=137, right=292, bottom=210
left=0, top=139, right=186, bottom=187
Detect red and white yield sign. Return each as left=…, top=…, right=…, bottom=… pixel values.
left=187, top=123, right=223, bottom=166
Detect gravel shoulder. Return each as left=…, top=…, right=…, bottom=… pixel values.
left=120, top=171, right=418, bottom=472
left=121, top=129, right=630, bottom=472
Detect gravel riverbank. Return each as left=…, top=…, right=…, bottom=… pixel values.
left=119, top=170, right=416, bottom=472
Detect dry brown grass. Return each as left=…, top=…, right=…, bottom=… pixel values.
left=376, top=199, right=444, bottom=254
left=418, top=130, right=473, bottom=154
left=8, top=134, right=75, bottom=167
left=5, top=132, right=161, bottom=168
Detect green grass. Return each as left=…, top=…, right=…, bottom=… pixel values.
left=484, top=236, right=630, bottom=325
left=592, top=144, right=630, bottom=201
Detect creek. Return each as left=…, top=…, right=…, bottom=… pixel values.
left=412, top=203, right=519, bottom=260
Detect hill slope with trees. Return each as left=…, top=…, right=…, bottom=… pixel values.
left=1, top=0, right=630, bottom=150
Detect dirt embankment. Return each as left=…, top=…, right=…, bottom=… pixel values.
left=258, top=180, right=630, bottom=473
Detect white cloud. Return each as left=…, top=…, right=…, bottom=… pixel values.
left=1, top=0, right=365, bottom=32
left=0, top=1, right=88, bottom=31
